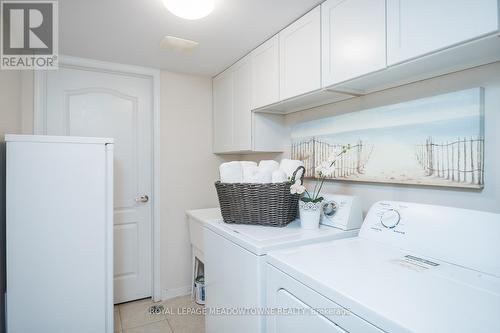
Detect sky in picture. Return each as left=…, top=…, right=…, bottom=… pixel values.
left=291, top=88, right=483, bottom=144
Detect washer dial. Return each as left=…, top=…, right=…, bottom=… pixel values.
left=323, top=200, right=338, bottom=218
left=380, top=209, right=401, bottom=229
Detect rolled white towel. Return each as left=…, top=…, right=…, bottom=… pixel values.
left=240, top=161, right=257, bottom=168
left=280, top=159, right=304, bottom=179
left=249, top=169, right=272, bottom=184
left=219, top=161, right=243, bottom=183
left=242, top=165, right=260, bottom=182
left=271, top=169, right=288, bottom=183
left=240, top=161, right=259, bottom=182
left=258, top=160, right=279, bottom=172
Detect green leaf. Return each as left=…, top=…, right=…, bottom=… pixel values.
left=301, top=197, right=313, bottom=203
left=312, top=197, right=324, bottom=203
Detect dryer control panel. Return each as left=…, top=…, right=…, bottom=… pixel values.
left=380, top=209, right=401, bottom=229
left=320, top=194, right=363, bottom=231
left=362, top=201, right=409, bottom=236
left=358, top=201, right=500, bottom=278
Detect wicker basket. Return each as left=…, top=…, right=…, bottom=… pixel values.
left=215, top=166, right=305, bottom=227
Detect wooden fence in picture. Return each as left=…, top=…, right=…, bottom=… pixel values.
left=291, top=139, right=315, bottom=177
left=291, top=138, right=373, bottom=178
left=415, top=137, right=484, bottom=186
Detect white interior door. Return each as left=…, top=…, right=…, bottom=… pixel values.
left=42, top=65, right=153, bottom=304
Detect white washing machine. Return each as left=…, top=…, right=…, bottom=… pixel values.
left=203, top=195, right=362, bottom=333
left=266, top=201, right=500, bottom=333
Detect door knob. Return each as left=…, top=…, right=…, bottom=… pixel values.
left=135, top=195, right=149, bottom=203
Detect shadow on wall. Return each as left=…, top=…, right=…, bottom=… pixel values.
left=1, top=141, right=6, bottom=333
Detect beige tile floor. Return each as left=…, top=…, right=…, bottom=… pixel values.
left=115, top=295, right=205, bottom=333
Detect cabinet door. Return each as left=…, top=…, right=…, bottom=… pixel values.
left=322, top=0, right=386, bottom=86
left=387, top=0, right=499, bottom=65
left=275, top=290, right=347, bottom=333
left=251, top=35, right=280, bottom=109
left=279, top=6, right=321, bottom=100
left=232, top=56, right=252, bottom=151
left=205, top=229, right=262, bottom=333
left=213, top=69, right=233, bottom=153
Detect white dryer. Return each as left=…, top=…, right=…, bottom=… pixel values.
left=266, top=201, right=500, bottom=333
left=202, top=195, right=361, bottom=333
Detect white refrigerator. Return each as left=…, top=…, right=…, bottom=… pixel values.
left=5, top=135, right=114, bottom=333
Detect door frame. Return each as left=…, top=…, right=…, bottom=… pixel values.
left=33, top=55, right=162, bottom=302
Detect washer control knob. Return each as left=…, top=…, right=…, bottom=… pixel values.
left=380, top=209, right=401, bottom=229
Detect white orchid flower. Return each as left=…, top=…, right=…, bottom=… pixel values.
left=290, top=182, right=306, bottom=195
left=294, top=179, right=306, bottom=194
left=315, top=164, right=326, bottom=177
left=295, top=184, right=306, bottom=194
left=316, top=161, right=334, bottom=177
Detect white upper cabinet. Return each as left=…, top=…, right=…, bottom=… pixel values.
left=321, top=0, right=387, bottom=86
left=232, top=56, right=253, bottom=151
left=213, top=68, right=233, bottom=153
left=215, top=0, right=500, bottom=145
left=213, top=54, right=285, bottom=154
left=279, top=6, right=321, bottom=101
left=387, top=0, right=499, bottom=65
left=251, top=35, right=280, bottom=110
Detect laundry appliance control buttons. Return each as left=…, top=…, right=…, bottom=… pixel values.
left=380, top=209, right=401, bottom=229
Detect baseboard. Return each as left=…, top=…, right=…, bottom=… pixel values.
left=161, top=285, right=191, bottom=300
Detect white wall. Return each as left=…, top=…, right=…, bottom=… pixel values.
left=282, top=62, right=500, bottom=214
left=159, top=71, right=239, bottom=297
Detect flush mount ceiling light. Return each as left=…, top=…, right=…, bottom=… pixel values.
left=160, top=36, right=199, bottom=52
left=162, top=0, right=215, bottom=20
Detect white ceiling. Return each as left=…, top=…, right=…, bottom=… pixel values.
left=60, top=0, right=324, bottom=76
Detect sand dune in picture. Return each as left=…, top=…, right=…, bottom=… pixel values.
left=338, top=143, right=477, bottom=188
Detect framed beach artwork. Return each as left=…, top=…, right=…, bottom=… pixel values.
left=291, top=88, right=485, bottom=189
